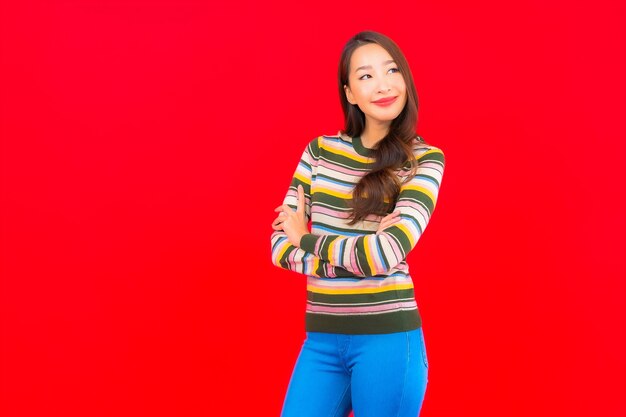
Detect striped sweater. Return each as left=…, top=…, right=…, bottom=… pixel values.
left=270, top=131, right=445, bottom=334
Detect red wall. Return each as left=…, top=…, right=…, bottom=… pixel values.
left=1, top=1, right=624, bottom=416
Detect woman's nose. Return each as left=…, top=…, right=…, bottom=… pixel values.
left=377, top=79, right=391, bottom=92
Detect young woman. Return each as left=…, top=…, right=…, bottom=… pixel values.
left=270, top=30, right=445, bottom=417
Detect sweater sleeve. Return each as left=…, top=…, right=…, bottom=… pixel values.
left=271, top=231, right=365, bottom=277
left=299, top=147, right=445, bottom=276
left=270, top=137, right=361, bottom=278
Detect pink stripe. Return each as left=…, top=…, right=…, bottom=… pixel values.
left=285, top=189, right=309, bottom=200
left=395, top=261, right=409, bottom=272
left=377, top=230, right=403, bottom=264
left=306, top=301, right=417, bottom=314
left=367, top=235, right=385, bottom=274
left=314, top=236, right=322, bottom=254
left=418, top=160, right=443, bottom=169
left=396, top=202, right=430, bottom=221
left=348, top=238, right=360, bottom=274
left=321, top=141, right=360, bottom=155
left=319, top=159, right=367, bottom=176
left=308, top=279, right=412, bottom=290
left=309, top=207, right=383, bottom=227
left=312, top=206, right=350, bottom=219
left=315, top=180, right=352, bottom=194
left=287, top=244, right=296, bottom=263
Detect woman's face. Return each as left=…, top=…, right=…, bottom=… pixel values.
left=344, top=43, right=407, bottom=128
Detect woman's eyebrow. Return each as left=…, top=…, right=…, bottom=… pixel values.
left=355, top=60, right=396, bottom=72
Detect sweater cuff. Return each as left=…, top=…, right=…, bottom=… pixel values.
left=300, top=233, right=320, bottom=254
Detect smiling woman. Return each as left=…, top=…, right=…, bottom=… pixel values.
left=344, top=45, right=408, bottom=146
left=271, top=30, right=445, bottom=417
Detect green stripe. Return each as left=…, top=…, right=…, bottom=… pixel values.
left=279, top=135, right=444, bottom=335
left=308, top=137, right=320, bottom=159
left=328, top=266, right=369, bottom=278
left=316, top=172, right=358, bottom=187
left=319, top=152, right=374, bottom=170
left=311, top=221, right=375, bottom=236
left=401, top=187, right=435, bottom=213
left=417, top=149, right=445, bottom=163
left=311, top=193, right=352, bottom=208
left=383, top=224, right=411, bottom=252
left=308, top=288, right=416, bottom=304
left=305, top=309, right=422, bottom=334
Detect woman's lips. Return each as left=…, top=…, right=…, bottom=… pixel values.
left=372, top=96, right=397, bottom=107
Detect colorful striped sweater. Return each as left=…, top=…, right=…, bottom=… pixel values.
left=270, top=131, right=445, bottom=334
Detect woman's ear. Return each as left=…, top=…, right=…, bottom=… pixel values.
left=344, top=84, right=355, bottom=105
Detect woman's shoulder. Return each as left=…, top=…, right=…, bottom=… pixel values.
left=323, top=130, right=348, bottom=138
left=299, top=132, right=348, bottom=159
left=400, top=136, right=445, bottom=175
left=322, top=130, right=354, bottom=145
left=412, top=135, right=445, bottom=160
left=304, top=131, right=356, bottom=151
left=309, top=131, right=444, bottom=161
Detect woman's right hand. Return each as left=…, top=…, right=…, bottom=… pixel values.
left=376, top=210, right=401, bottom=235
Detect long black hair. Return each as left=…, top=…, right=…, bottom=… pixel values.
left=338, top=30, right=425, bottom=224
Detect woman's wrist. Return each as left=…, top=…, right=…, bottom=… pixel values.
left=294, top=230, right=307, bottom=248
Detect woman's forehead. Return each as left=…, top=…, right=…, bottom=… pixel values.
left=351, top=44, right=393, bottom=69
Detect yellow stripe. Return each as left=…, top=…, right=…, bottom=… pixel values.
left=313, top=256, right=319, bottom=275
left=321, top=143, right=371, bottom=164
left=396, top=222, right=415, bottom=247
left=307, top=282, right=414, bottom=295
left=363, top=235, right=375, bottom=274
left=294, top=172, right=311, bottom=185
left=314, top=187, right=353, bottom=199
left=403, top=184, right=435, bottom=203
left=328, top=238, right=336, bottom=264
left=416, top=148, right=442, bottom=161
left=276, top=241, right=290, bottom=262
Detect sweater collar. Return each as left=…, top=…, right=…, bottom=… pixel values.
left=338, top=131, right=374, bottom=157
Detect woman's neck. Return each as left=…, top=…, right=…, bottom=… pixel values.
left=361, top=121, right=391, bottom=149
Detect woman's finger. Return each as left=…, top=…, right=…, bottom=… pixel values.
left=272, top=212, right=287, bottom=230
left=377, top=213, right=402, bottom=234
left=379, top=220, right=393, bottom=230
left=381, top=212, right=400, bottom=224
left=380, top=214, right=396, bottom=225
left=384, top=216, right=401, bottom=227
left=378, top=211, right=398, bottom=223
left=275, top=204, right=294, bottom=213
left=387, top=214, right=402, bottom=223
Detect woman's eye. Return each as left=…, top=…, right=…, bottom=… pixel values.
left=359, top=68, right=400, bottom=80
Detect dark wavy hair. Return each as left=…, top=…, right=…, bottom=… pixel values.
left=338, top=30, right=425, bottom=225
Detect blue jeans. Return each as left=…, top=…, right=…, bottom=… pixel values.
left=281, top=327, right=429, bottom=417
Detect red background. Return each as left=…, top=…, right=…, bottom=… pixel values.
left=1, top=1, right=625, bottom=416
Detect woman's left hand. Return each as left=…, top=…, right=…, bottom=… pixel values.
left=272, top=184, right=310, bottom=248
